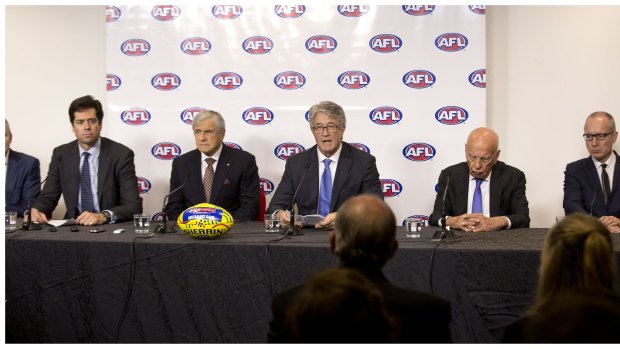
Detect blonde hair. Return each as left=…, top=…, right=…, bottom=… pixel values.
left=536, top=213, right=619, bottom=309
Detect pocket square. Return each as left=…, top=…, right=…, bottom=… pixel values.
left=224, top=178, right=231, bottom=185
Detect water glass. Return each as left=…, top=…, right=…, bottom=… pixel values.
left=133, top=214, right=150, bottom=233
left=404, top=217, right=424, bottom=238
left=5, top=211, right=17, bottom=231
left=264, top=213, right=281, bottom=233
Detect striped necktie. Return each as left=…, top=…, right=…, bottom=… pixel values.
left=80, top=152, right=95, bottom=212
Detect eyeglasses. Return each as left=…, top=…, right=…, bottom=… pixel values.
left=583, top=132, right=614, bottom=141
left=312, top=124, right=339, bottom=134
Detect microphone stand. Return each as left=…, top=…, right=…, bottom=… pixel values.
left=155, top=175, right=189, bottom=234
left=22, top=200, right=42, bottom=231
left=283, top=163, right=310, bottom=237
left=432, top=173, right=454, bottom=241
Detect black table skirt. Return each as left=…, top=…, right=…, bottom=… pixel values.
left=6, top=222, right=620, bottom=343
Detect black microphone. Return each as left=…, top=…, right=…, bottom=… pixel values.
left=155, top=174, right=190, bottom=234
left=285, top=162, right=310, bottom=236
left=432, top=172, right=454, bottom=241
left=589, top=187, right=597, bottom=216
left=23, top=160, right=60, bottom=231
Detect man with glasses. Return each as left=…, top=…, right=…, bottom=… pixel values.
left=564, top=111, right=620, bottom=233
left=30, top=95, right=141, bottom=225
left=429, top=127, right=530, bottom=232
left=267, top=101, right=382, bottom=230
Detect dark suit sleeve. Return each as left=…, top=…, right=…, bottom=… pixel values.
left=231, top=154, right=260, bottom=221
left=107, top=148, right=142, bottom=221
left=266, top=159, right=296, bottom=213
left=505, top=169, right=530, bottom=229
left=429, top=169, right=450, bottom=227
left=361, top=154, right=383, bottom=198
left=33, top=150, right=63, bottom=216
left=563, top=162, right=588, bottom=215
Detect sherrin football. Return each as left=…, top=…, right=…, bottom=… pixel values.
left=177, top=203, right=234, bottom=239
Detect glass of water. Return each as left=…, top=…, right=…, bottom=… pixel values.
left=264, top=213, right=281, bottom=233
left=404, top=217, right=424, bottom=238
left=133, top=214, right=150, bottom=233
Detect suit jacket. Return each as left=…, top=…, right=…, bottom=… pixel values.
left=165, top=146, right=260, bottom=221
left=33, top=137, right=141, bottom=221
left=267, top=142, right=383, bottom=215
left=429, top=161, right=530, bottom=228
left=5, top=150, right=41, bottom=217
left=563, top=152, right=620, bottom=217
left=268, top=267, right=452, bottom=343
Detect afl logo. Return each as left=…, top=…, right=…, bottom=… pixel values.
left=106, top=6, right=121, bottom=22
left=212, top=5, right=242, bottom=19
left=305, top=35, right=337, bottom=54
left=137, top=177, right=152, bottom=194
left=403, top=215, right=430, bottom=226
left=151, top=5, right=181, bottom=21
left=403, top=70, right=436, bottom=89
left=274, top=143, right=305, bottom=160
left=370, top=34, right=402, bottom=53
left=274, top=5, right=306, bottom=18
left=151, top=142, right=181, bottom=160
left=260, top=178, right=275, bottom=195
left=305, top=110, right=310, bottom=122
left=121, top=108, right=151, bottom=126
left=469, top=69, right=486, bottom=88
left=435, top=106, right=469, bottom=125
left=225, top=142, right=242, bottom=150
left=121, top=39, right=150, bottom=56
left=180, top=37, right=211, bottom=55
left=106, top=74, right=121, bottom=91
left=370, top=106, right=402, bottom=125
left=435, top=33, right=468, bottom=52
left=274, top=71, right=306, bottom=90
left=403, top=143, right=436, bottom=161
left=381, top=179, right=403, bottom=197
left=212, top=72, right=243, bottom=90
left=180, top=107, right=206, bottom=125
left=337, top=5, right=370, bottom=17
left=242, top=36, right=273, bottom=54
left=338, top=71, right=370, bottom=89
left=151, top=73, right=181, bottom=91
left=350, top=143, right=371, bottom=154
left=242, top=107, right=274, bottom=125
left=402, top=5, right=435, bottom=16
left=469, top=5, right=486, bottom=14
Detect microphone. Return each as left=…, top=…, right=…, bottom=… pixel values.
left=155, top=174, right=190, bottom=234
left=23, top=160, right=60, bottom=231
left=589, top=187, right=597, bottom=216
left=285, top=162, right=310, bottom=236
left=432, top=172, right=455, bottom=241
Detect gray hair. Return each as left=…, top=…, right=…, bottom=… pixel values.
left=587, top=111, right=616, bottom=132
left=308, top=101, right=346, bottom=129
left=192, top=110, right=226, bottom=133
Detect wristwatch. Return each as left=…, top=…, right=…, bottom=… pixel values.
left=102, top=210, right=114, bottom=224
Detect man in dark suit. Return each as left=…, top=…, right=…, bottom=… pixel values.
left=165, top=110, right=259, bottom=221
left=269, top=194, right=452, bottom=343
left=5, top=119, right=41, bottom=217
left=429, top=127, right=530, bottom=231
left=30, top=95, right=141, bottom=225
left=267, top=100, right=382, bottom=230
left=564, top=111, right=620, bottom=233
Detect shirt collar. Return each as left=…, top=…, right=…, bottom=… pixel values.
left=317, top=143, right=343, bottom=165
left=592, top=151, right=616, bottom=168
left=79, top=138, right=101, bottom=158
left=469, top=170, right=492, bottom=182
left=201, top=142, right=223, bottom=163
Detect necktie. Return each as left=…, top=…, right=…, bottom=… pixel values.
left=472, top=178, right=483, bottom=214
left=602, top=164, right=611, bottom=205
left=80, top=152, right=95, bottom=213
left=319, top=159, right=332, bottom=217
left=203, top=158, right=216, bottom=203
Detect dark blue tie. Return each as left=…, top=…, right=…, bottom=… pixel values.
left=80, top=152, right=95, bottom=213
left=319, top=159, right=332, bottom=217
left=472, top=178, right=483, bottom=214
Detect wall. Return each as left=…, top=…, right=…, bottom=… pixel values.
left=6, top=5, right=620, bottom=227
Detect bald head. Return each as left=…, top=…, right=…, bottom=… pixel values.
left=465, top=127, right=500, bottom=179
left=333, top=194, right=397, bottom=268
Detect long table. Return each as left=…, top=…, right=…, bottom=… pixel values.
left=6, top=222, right=620, bottom=343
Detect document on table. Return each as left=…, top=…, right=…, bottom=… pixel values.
left=47, top=218, right=77, bottom=227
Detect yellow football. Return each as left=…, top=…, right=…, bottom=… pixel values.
left=177, top=203, right=234, bottom=239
